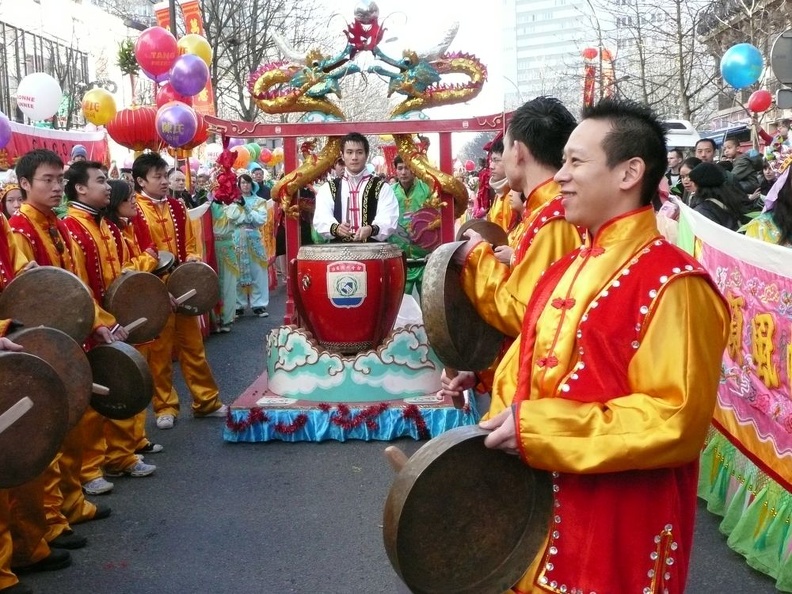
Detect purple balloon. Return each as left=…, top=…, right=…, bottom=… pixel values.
left=228, top=137, right=245, bottom=149
left=155, top=102, right=198, bottom=148
left=0, top=112, right=11, bottom=149
left=168, top=54, right=209, bottom=97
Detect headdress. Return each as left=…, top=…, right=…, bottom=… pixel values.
left=0, top=183, right=20, bottom=204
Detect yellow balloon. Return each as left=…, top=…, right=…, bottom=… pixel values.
left=177, top=34, right=213, bottom=67
left=81, top=88, right=117, bottom=126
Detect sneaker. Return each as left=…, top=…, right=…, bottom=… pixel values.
left=219, top=324, right=232, bottom=333
left=106, top=460, right=156, bottom=478
left=49, top=530, right=87, bottom=550
left=252, top=307, right=269, bottom=318
left=13, top=550, right=71, bottom=574
left=135, top=442, right=164, bottom=455
left=82, top=477, right=114, bottom=495
left=92, top=504, right=112, bottom=520
left=235, top=308, right=244, bottom=317
left=156, top=414, right=175, bottom=429
left=196, top=404, right=228, bottom=418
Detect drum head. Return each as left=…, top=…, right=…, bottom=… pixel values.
left=153, top=250, right=176, bottom=277
left=455, top=219, right=509, bottom=247
left=104, top=271, right=170, bottom=343
left=421, top=241, right=504, bottom=371
left=0, top=352, right=69, bottom=488
left=88, top=342, right=153, bottom=420
left=0, top=266, right=94, bottom=343
left=383, top=425, right=553, bottom=594
left=166, top=262, right=220, bottom=316
left=7, top=327, right=92, bottom=429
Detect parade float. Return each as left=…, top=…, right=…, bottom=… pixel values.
left=209, top=1, right=506, bottom=443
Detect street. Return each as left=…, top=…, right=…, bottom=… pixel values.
left=24, top=284, right=780, bottom=594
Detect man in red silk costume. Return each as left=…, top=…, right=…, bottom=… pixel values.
left=479, top=98, right=730, bottom=593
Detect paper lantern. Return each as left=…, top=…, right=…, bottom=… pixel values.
left=106, top=105, right=163, bottom=152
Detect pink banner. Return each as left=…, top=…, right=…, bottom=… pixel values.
left=0, top=122, right=109, bottom=169
left=693, top=221, right=792, bottom=488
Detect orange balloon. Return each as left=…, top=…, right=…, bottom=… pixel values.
left=232, top=146, right=251, bottom=169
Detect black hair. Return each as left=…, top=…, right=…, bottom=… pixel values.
left=695, top=138, right=717, bottom=152
left=581, top=97, right=667, bottom=207
left=340, top=132, right=369, bottom=156
left=681, top=157, right=702, bottom=171
left=668, top=148, right=683, bottom=160
left=237, top=173, right=253, bottom=188
left=507, top=96, right=577, bottom=171
left=723, top=138, right=740, bottom=147
left=334, top=157, right=344, bottom=167
left=64, top=160, right=105, bottom=202
left=104, top=180, right=135, bottom=228
left=772, top=171, right=792, bottom=244
left=692, top=182, right=748, bottom=222
left=132, top=153, right=169, bottom=192
left=15, top=149, right=64, bottom=199
left=489, top=138, right=504, bottom=155
left=393, top=155, right=404, bottom=168
left=780, top=118, right=791, bottom=128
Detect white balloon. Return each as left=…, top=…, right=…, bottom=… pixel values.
left=16, top=73, right=63, bottom=121
left=204, top=142, right=222, bottom=163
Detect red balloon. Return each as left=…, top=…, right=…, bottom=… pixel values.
left=135, top=27, right=178, bottom=80
left=747, top=90, right=773, bottom=113
left=259, top=148, right=272, bottom=164
left=582, top=47, right=598, bottom=60
left=156, top=83, right=193, bottom=109
left=464, top=159, right=476, bottom=172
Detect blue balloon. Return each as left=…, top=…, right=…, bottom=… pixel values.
left=720, top=43, right=763, bottom=89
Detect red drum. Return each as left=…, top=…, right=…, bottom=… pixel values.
left=292, top=244, right=405, bottom=355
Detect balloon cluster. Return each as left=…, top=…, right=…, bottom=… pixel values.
left=215, top=139, right=282, bottom=169
left=134, top=27, right=213, bottom=148
left=720, top=43, right=774, bottom=114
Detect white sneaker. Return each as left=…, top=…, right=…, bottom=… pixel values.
left=156, top=414, right=175, bottom=429
left=83, top=477, right=114, bottom=495
left=198, top=404, right=228, bottom=418
left=106, top=460, right=156, bottom=478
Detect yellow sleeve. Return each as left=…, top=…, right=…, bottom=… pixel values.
left=2, top=218, right=29, bottom=275
left=11, top=232, right=35, bottom=263
left=460, top=219, right=581, bottom=338
left=515, top=275, right=729, bottom=474
left=122, top=251, right=158, bottom=273
left=184, top=209, right=199, bottom=260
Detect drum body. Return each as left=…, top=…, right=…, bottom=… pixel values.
left=293, top=244, right=405, bottom=355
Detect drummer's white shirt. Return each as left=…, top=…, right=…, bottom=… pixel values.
left=313, top=169, right=399, bottom=241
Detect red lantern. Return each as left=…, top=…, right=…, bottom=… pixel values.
left=747, top=90, right=773, bottom=113
left=582, top=47, right=598, bottom=60
left=106, top=105, right=163, bottom=152
left=464, top=159, right=476, bottom=172
left=180, top=112, right=209, bottom=151
left=156, top=83, right=194, bottom=109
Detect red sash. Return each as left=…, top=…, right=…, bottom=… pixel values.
left=62, top=217, right=110, bottom=301
left=9, top=212, right=72, bottom=267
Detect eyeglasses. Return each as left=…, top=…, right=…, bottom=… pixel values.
left=33, top=176, right=65, bottom=186
left=48, top=226, right=65, bottom=254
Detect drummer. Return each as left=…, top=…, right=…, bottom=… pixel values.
left=472, top=99, right=729, bottom=593
left=0, top=217, right=71, bottom=591
left=62, top=163, right=157, bottom=495
left=313, top=132, right=399, bottom=243
left=443, top=97, right=582, bottom=400
left=388, top=156, right=434, bottom=296
left=132, top=153, right=227, bottom=430
left=10, top=149, right=112, bottom=550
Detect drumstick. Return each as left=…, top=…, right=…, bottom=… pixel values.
left=384, top=446, right=409, bottom=473
left=123, top=317, right=148, bottom=333
left=175, top=289, right=197, bottom=305
left=445, top=368, right=466, bottom=410
left=0, top=397, right=33, bottom=436
left=92, top=383, right=110, bottom=396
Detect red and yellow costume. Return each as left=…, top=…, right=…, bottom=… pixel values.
left=461, top=180, right=583, bottom=393
left=488, top=207, right=729, bottom=593
left=61, top=203, right=144, bottom=483
left=0, top=214, right=52, bottom=587
left=104, top=217, right=159, bottom=466
left=486, top=186, right=516, bottom=233
left=134, top=194, right=222, bottom=418
left=9, top=203, right=107, bottom=539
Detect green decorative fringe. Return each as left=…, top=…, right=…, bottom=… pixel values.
left=699, top=426, right=792, bottom=591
